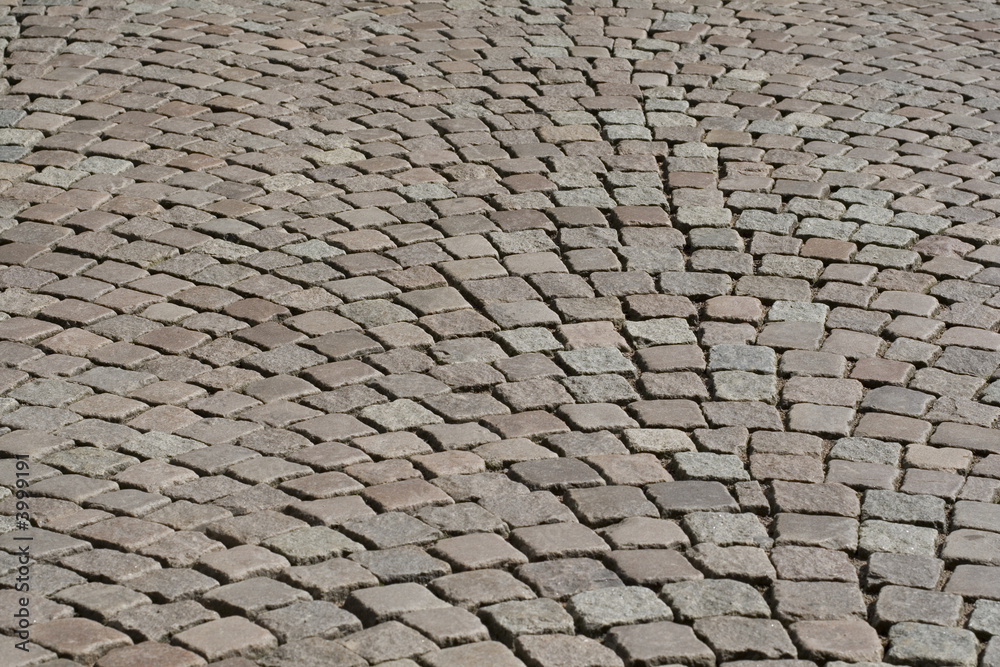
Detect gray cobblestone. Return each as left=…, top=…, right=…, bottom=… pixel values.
left=2, top=0, right=995, bottom=662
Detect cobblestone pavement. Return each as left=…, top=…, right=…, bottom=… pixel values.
left=2, top=0, right=1000, bottom=664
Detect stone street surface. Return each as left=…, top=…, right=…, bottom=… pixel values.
left=1, top=0, right=1000, bottom=664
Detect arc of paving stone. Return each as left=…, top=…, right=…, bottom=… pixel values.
left=0, top=0, right=999, bottom=665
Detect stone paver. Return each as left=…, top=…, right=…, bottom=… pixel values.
left=1, top=0, right=999, bottom=663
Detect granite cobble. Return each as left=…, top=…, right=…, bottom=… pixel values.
left=0, top=0, right=999, bottom=663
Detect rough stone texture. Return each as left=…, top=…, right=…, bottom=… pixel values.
left=1, top=0, right=997, bottom=662
left=693, top=617, right=796, bottom=661
left=874, top=586, right=963, bottom=629
left=662, top=580, right=771, bottom=621
left=565, top=586, right=672, bottom=634
left=606, top=621, right=714, bottom=667
left=479, top=598, right=575, bottom=645
left=969, top=599, right=1000, bottom=636
left=515, top=634, right=623, bottom=667
left=792, top=620, right=884, bottom=663
left=887, top=622, right=979, bottom=667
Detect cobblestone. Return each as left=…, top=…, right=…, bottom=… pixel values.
left=1, top=0, right=998, bottom=663
left=887, top=622, right=979, bottom=667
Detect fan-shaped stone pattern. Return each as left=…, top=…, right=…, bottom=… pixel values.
left=1, top=0, right=999, bottom=664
